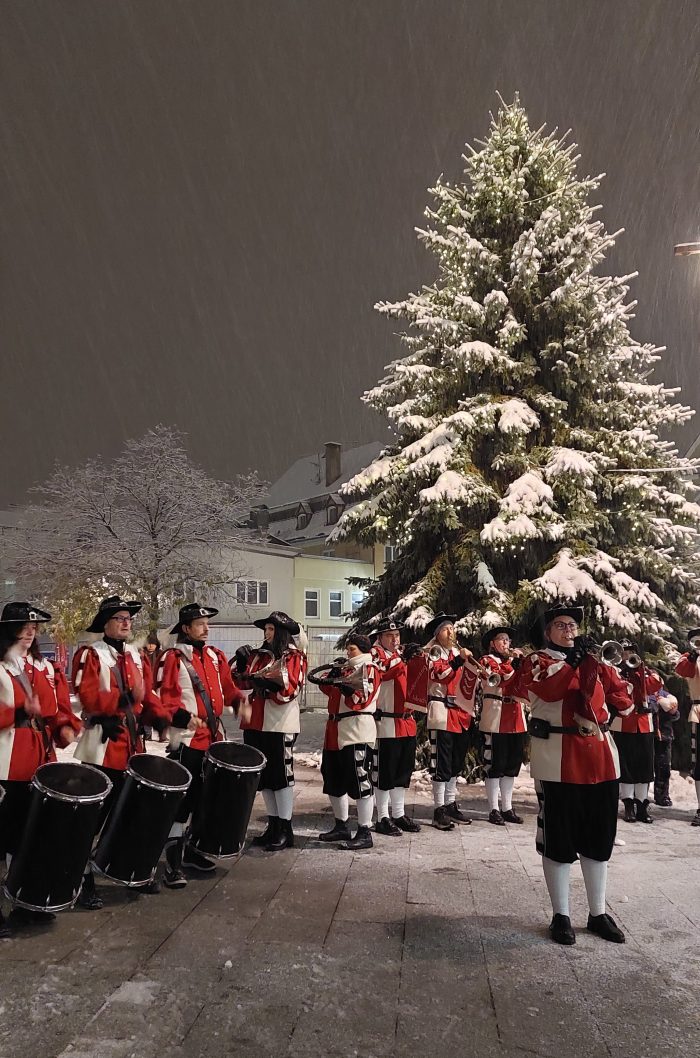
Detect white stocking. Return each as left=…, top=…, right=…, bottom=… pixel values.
left=580, top=856, right=607, bottom=917
left=445, top=776, right=458, bottom=803
left=375, top=788, right=390, bottom=820
left=696, top=780, right=700, bottom=808
left=542, top=857, right=571, bottom=917
left=485, top=777, right=501, bottom=811
left=633, top=782, right=649, bottom=802
left=356, top=795, right=374, bottom=829
left=275, top=786, right=294, bottom=821
left=262, top=788, right=277, bottom=815
left=500, top=776, right=515, bottom=812
left=432, top=780, right=446, bottom=807
left=329, top=794, right=349, bottom=822
left=619, top=782, right=634, bottom=801
left=390, top=787, right=405, bottom=818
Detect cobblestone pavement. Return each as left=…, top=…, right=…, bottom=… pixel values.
left=1, top=757, right=699, bottom=1058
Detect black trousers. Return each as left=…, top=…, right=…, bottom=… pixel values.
left=535, top=779, right=619, bottom=864
left=653, top=740, right=672, bottom=799
left=0, top=780, right=32, bottom=857
left=168, top=744, right=205, bottom=825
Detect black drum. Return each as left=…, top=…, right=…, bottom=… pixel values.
left=92, top=753, right=190, bottom=887
left=189, top=741, right=266, bottom=858
left=5, top=762, right=111, bottom=912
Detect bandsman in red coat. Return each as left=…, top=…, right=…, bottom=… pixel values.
left=156, top=603, right=241, bottom=888
left=674, top=631, right=700, bottom=825
left=515, top=605, right=625, bottom=947
left=423, top=613, right=477, bottom=831
left=72, top=595, right=169, bottom=908
left=0, top=602, right=78, bottom=933
left=318, top=632, right=380, bottom=850
left=234, top=611, right=306, bottom=852
left=475, top=626, right=528, bottom=826
left=607, top=641, right=663, bottom=824
left=370, top=618, right=421, bottom=836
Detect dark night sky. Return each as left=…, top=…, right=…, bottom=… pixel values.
left=1, top=0, right=699, bottom=504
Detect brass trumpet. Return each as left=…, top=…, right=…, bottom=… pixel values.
left=689, top=635, right=700, bottom=652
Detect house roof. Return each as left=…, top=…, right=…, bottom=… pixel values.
left=265, top=441, right=383, bottom=508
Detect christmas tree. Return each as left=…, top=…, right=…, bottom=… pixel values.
left=332, top=97, right=700, bottom=652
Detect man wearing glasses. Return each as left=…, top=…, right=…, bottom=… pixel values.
left=517, top=605, right=625, bottom=947
left=72, top=594, right=169, bottom=908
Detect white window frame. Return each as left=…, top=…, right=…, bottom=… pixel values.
left=304, top=588, right=320, bottom=619
left=351, top=590, right=367, bottom=613
left=233, top=579, right=269, bottom=606
left=384, top=544, right=398, bottom=564
left=328, top=590, right=344, bottom=619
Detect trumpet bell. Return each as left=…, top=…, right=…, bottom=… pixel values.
left=625, top=653, right=642, bottom=669
left=689, top=635, right=700, bottom=651
left=485, top=672, right=502, bottom=688
left=600, top=640, right=623, bottom=666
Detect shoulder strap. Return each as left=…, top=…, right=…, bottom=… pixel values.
left=176, top=650, right=219, bottom=740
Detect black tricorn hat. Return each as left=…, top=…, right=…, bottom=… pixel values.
left=687, top=629, right=700, bottom=640
left=369, top=617, right=405, bottom=640
left=423, top=612, right=457, bottom=641
left=481, top=625, right=517, bottom=651
left=0, top=602, right=52, bottom=624
left=86, top=596, right=141, bottom=634
left=253, top=610, right=300, bottom=636
left=170, top=603, right=219, bottom=635
left=530, top=604, right=584, bottom=647
left=347, top=632, right=372, bottom=654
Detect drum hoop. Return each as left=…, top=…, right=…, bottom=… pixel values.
left=126, top=753, right=192, bottom=793
left=205, top=746, right=267, bottom=774
left=90, top=861, right=157, bottom=888
left=32, top=761, right=113, bottom=805
left=3, top=884, right=76, bottom=914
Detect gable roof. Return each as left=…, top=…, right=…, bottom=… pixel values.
left=265, top=441, right=383, bottom=508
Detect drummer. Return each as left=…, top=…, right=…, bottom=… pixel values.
left=155, top=603, right=241, bottom=888
left=71, top=595, right=170, bottom=909
left=233, top=611, right=307, bottom=852
left=0, top=602, right=76, bottom=932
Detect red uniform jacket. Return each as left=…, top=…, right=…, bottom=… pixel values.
left=72, top=640, right=166, bottom=771
left=0, top=655, right=58, bottom=781
left=516, top=649, right=620, bottom=784
left=156, top=643, right=239, bottom=752
left=427, top=645, right=474, bottom=733
left=321, top=654, right=380, bottom=751
left=476, top=654, right=528, bottom=734
left=371, top=645, right=416, bottom=740
left=607, top=664, right=662, bottom=735
left=28, top=656, right=82, bottom=751
left=675, top=653, right=700, bottom=724
left=236, top=647, right=306, bottom=735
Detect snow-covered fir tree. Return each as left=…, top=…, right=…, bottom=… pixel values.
left=332, top=97, right=700, bottom=653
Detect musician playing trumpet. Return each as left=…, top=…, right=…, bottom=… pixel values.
left=606, top=640, right=663, bottom=824
left=474, top=626, right=528, bottom=826
left=317, top=633, right=379, bottom=850
left=423, top=613, right=476, bottom=831
left=674, top=631, right=700, bottom=826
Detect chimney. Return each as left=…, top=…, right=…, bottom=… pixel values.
left=253, top=505, right=269, bottom=532
left=324, top=442, right=342, bottom=488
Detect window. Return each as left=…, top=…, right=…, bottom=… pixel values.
left=305, top=589, right=319, bottom=619
left=384, top=544, right=399, bottom=564
left=296, top=501, right=312, bottom=531
left=233, top=580, right=269, bottom=606
left=329, top=590, right=343, bottom=618
left=351, top=590, right=367, bottom=613
left=326, top=505, right=340, bottom=526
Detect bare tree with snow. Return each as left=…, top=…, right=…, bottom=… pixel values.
left=12, top=425, right=264, bottom=633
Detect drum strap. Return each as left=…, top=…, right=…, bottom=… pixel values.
left=176, top=652, right=219, bottom=741
left=14, top=665, right=52, bottom=757
left=111, top=659, right=139, bottom=754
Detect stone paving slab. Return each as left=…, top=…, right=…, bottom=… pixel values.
left=2, top=765, right=700, bottom=1058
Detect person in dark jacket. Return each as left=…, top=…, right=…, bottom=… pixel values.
left=653, top=688, right=680, bottom=807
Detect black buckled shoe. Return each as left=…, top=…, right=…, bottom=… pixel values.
left=142, top=875, right=161, bottom=894
left=488, top=808, right=506, bottom=826
left=266, top=818, right=294, bottom=852
left=375, top=816, right=402, bottom=837
left=393, top=814, right=421, bottom=833
left=77, top=872, right=103, bottom=910
left=445, top=801, right=472, bottom=825
left=432, top=806, right=455, bottom=831
left=183, top=845, right=217, bottom=872
left=587, top=913, right=625, bottom=943
left=622, top=798, right=636, bottom=823
left=549, top=914, right=576, bottom=945
left=634, top=799, right=653, bottom=824
left=318, top=819, right=352, bottom=843
left=338, top=825, right=373, bottom=851
left=251, top=816, right=279, bottom=847
left=501, top=808, right=524, bottom=824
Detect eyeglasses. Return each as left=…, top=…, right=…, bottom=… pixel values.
left=552, top=621, right=578, bottom=631
left=113, top=616, right=133, bottom=624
